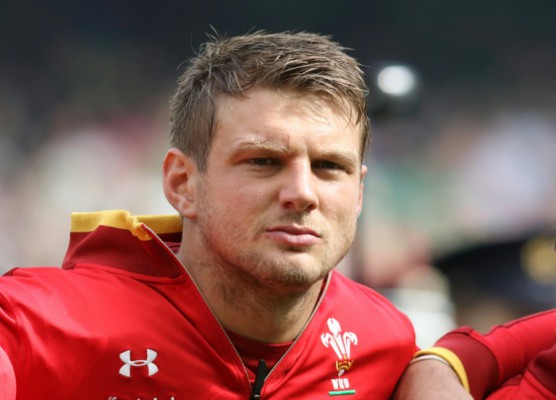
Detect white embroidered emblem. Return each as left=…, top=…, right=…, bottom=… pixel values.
left=320, top=318, right=358, bottom=376
left=119, top=349, right=159, bottom=377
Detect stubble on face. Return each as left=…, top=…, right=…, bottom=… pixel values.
left=185, top=88, right=364, bottom=301
left=194, top=177, right=356, bottom=295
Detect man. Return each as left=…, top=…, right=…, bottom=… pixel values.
left=393, top=235, right=556, bottom=399
left=393, top=309, right=556, bottom=399
left=5, top=29, right=548, bottom=400
left=0, top=31, right=417, bottom=399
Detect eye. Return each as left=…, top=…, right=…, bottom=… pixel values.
left=248, top=158, right=280, bottom=166
left=313, top=160, right=342, bottom=170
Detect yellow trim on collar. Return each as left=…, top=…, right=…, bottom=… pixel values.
left=413, top=347, right=470, bottom=392
left=70, top=210, right=182, bottom=241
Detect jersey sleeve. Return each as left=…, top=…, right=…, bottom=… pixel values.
left=485, top=341, right=556, bottom=399
left=0, top=345, right=16, bottom=400
left=0, top=290, right=18, bottom=400
left=434, top=309, right=556, bottom=398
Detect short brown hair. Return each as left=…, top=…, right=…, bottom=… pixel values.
left=169, top=30, right=370, bottom=171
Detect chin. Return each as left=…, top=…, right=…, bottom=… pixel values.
left=264, top=263, right=330, bottom=290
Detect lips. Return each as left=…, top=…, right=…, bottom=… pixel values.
left=265, top=225, right=321, bottom=247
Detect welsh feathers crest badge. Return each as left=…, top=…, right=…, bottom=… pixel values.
left=320, top=318, right=358, bottom=376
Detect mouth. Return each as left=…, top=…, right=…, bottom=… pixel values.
left=265, top=225, right=321, bottom=247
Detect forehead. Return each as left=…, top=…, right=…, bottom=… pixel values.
left=212, top=88, right=362, bottom=152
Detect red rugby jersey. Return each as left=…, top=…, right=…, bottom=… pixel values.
left=0, top=210, right=417, bottom=399
left=436, top=310, right=556, bottom=399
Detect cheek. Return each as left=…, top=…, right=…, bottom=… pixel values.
left=209, top=186, right=264, bottom=223
left=229, top=184, right=270, bottom=208
left=327, top=184, right=361, bottom=213
left=332, top=195, right=362, bottom=238
left=319, top=199, right=358, bottom=238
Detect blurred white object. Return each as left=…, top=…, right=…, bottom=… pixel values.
left=377, top=65, right=417, bottom=97
left=384, top=287, right=456, bottom=348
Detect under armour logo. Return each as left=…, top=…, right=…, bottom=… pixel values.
left=119, top=349, right=159, bottom=377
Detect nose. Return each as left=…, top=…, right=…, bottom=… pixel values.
left=278, top=162, right=319, bottom=212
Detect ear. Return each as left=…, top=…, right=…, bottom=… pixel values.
left=356, top=164, right=367, bottom=218
left=162, top=148, right=199, bottom=219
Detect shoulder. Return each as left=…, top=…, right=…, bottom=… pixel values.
left=0, top=267, right=69, bottom=294
left=1, top=266, right=104, bottom=296
left=328, top=270, right=401, bottom=308
left=0, top=265, right=134, bottom=318
left=0, top=267, right=94, bottom=320
left=325, top=271, right=416, bottom=333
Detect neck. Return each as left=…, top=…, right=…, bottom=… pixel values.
left=178, top=251, right=325, bottom=343
left=223, top=279, right=324, bottom=343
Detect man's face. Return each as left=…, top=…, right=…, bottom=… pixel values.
left=194, top=87, right=366, bottom=293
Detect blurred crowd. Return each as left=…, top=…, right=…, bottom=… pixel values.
left=356, top=100, right=556, bottom=342
left=1, top=41, right=555, bottom=347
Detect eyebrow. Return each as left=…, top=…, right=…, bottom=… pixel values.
left=228, top=138, right=360, bottom=166
left=228, top=139, right=291, bottom=156
left=315, top=149, right=359, bottom=167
